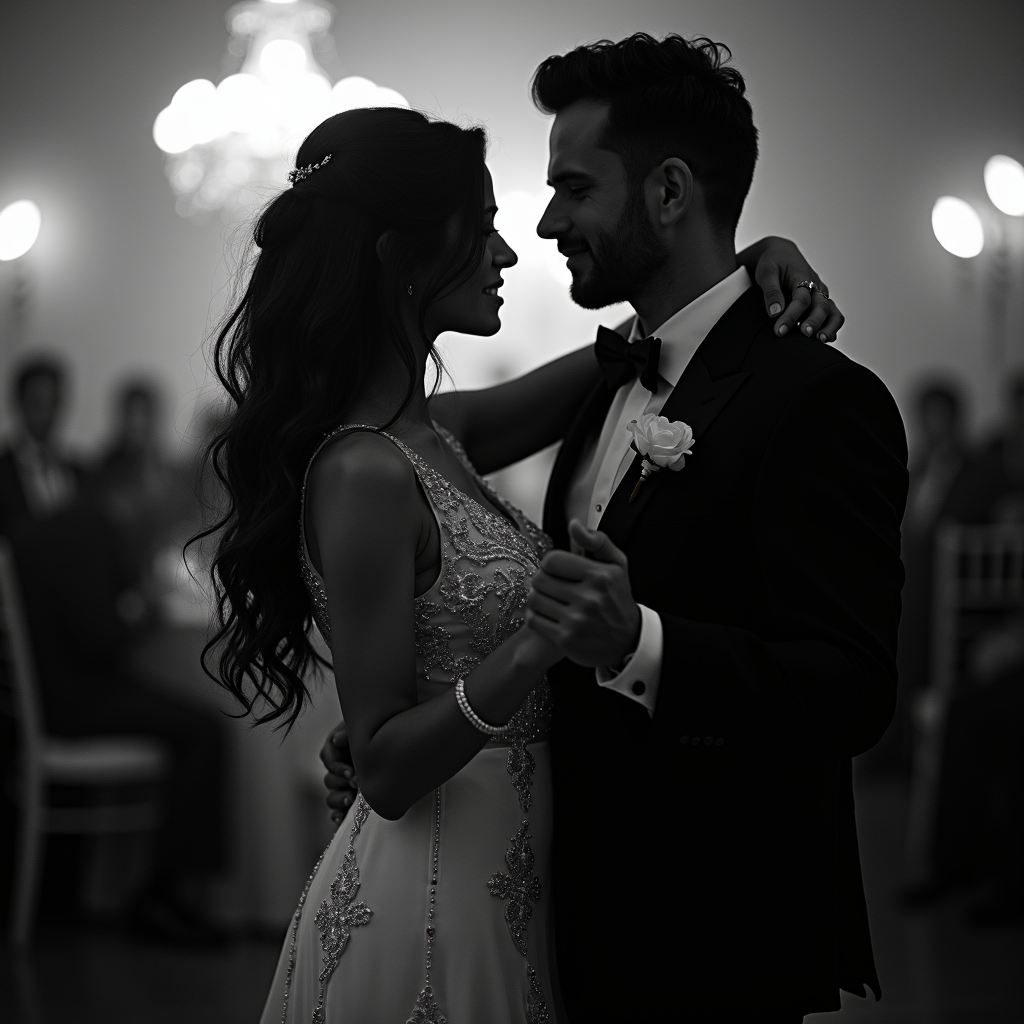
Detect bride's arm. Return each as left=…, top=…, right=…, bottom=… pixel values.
left=431, top=236, right=844, bottom=475
left=308, top=434, right=560, bottom=821
left=430, top=343, right=602, bottom=475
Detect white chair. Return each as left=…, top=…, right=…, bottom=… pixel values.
left=904, top=521, right=1024, bottom=882
left=0, top=538, right=168, bottom=946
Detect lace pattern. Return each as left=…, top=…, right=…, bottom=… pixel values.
left=297, top=424, right=554, bottom=1022
left=311, top=798, right=372, bottom=1024
left=488, top=819, right=542, bottom=956
left=406, top=987, right=447, bottom=1024
left=278, top=843, right=332, bottom=1024
left=526, top=964, right=552, bottom=1024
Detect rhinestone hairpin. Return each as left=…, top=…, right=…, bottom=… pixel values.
left=287, top=152, right=332, bottom=184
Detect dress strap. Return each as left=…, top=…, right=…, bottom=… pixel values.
left=298, top=423, right=447, bottom=584
left=300, top=424, right=381, bottom=582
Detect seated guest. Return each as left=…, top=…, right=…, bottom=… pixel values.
left=0, top=354, right=80, bottom=534
left=86, top=376, right=194, bottom=590
left=0, top=355, right=80, bottom=901
left=9, top=503, right=228, bottom=943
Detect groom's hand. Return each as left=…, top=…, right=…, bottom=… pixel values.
left=525, top=519, right=641, bottom=668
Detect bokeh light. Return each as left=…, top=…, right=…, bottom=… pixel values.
left=153, top=79, right=218, bottom=154
left=216, top=74, right=266, bottom=134
left=0, top=199, right=42, bottom=261
left=331, top=75, right=408, bottom=112
left=259, top=39, right=307, bottom=80
left=152, top=0, right=409, bottom=219
left=931, top=196, right=984, bottom=258
left=983, top=154, right=1024, bottom=216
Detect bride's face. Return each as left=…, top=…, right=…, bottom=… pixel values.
left=423, top=169, right=517, bottom=339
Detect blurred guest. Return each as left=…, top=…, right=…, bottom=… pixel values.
left=9, top=502, right=228, bottom=943
left=0, top=356, right=80, bottom=914
left=929, top=616, right=1023, bottom=924
left=944, top=371, right=1024, bottom=524
left=867, top=380, right=968, bottom=774
left=905, top=381, right=970, bottom=533
left=905, top=373, right=1024, bottom=919
left=0, top=354, right=80, bottom=534
left=86, top=377, right=194, bottom=590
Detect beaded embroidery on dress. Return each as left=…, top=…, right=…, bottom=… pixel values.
left=259, top=424, right=558, bottom=1024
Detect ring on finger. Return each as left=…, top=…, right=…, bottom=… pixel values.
left=795, top=279, right=830, bottom=300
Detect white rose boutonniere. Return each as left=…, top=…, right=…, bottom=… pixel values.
left=626, top=413, right=695, bottom=503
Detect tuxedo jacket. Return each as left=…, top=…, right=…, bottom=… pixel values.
left=0, top=446, right=81, bottom=535
left=0, top=448, right=32, bottom=534
left=542, top=285, right=908, bottom=1021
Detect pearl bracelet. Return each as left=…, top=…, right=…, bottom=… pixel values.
left=454, top=678, right=511, bottom=737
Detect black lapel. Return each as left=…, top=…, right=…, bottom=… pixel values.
left=599, top=285, right=767, bottom=546
left=542, top=378, right=615, bottom=550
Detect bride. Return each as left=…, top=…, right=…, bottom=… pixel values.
left=202, top=106, right=838, bottom=1022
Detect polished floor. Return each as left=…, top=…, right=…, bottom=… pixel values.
left=2, top=781, right=1021, bottom=1024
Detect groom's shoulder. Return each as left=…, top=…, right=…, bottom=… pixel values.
left=749, top=328, right=905, bottom=445
left=747, top=316, right=888, bottom=398
left=721, top=286, right=866, bottom=387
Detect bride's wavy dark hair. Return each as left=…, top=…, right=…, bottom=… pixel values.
left=198, top=107, right=487, bottom=727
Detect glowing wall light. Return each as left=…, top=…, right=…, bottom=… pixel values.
left=931, top=196, right=984, bottom=258
left=0, top=200, right=42, bottom=261
left=983, top=155, right=1024, bottom=217
left=154, top=0, right=409, bottom=220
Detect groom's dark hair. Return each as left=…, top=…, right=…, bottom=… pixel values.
left=532, top=33, right=758, bottom=234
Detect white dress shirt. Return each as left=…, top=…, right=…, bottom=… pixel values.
left=564, top=266, right=753, bottom=714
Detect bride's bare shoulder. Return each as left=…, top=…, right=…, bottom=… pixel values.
left=306, top=430, right=417, bottom=515
left=303, top=431, right=424, bottom=579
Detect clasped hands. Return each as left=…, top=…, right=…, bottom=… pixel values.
left=322, top=521, right=639, bottom=823
left=524, top=519, right=641, bottom=669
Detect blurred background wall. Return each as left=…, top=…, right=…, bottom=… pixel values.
left=0, top=0, right=1022, bottom=455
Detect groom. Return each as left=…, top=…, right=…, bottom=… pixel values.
left=523, top=34, right=908, bottom=1023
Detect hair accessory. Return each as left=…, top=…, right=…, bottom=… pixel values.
left=455, top=678, right=511, bottom=737
left=287, top=153, right=332, bottom=185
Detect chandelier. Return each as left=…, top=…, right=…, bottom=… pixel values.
left=152, top=0, right=408, bottom=220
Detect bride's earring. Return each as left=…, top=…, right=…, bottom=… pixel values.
left=407, top=284, right=414, bottom=297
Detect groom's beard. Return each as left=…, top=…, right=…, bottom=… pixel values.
left=568, top=190, right=669, bottom=310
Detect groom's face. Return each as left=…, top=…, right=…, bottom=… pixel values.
left=537, top=99, right=667, bottom=310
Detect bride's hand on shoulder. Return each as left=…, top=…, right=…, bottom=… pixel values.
left=742, top=236, right=845, bottom=344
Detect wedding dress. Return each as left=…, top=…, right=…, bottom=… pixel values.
left=259, top=425, right=558, bottom=1024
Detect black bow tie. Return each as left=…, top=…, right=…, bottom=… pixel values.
left=595, top=325, right=662, bottom=394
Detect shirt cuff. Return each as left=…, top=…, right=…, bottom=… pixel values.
left=595, top=603, right=663, bottom=716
